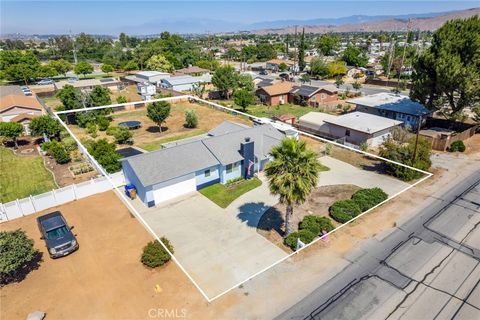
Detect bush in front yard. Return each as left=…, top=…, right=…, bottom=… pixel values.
left=284, top=229, right=316, bottom=251
left=141, top=237, right=174, bottom=268
left=448, top=140, right=466, bottom=152
left=351, top=188, right=388, bottom=212
left=184, top=109, right=198, bottom=128
left=329, top=200, right=361, bottom=223
left=299, top=215, right=335, bottom=236
left=42, top=140, right=71, bottom=164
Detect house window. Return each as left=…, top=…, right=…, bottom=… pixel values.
left=321, top=93, right=326, bottom=100
left=345, top=129, right=351, bottom=137
left=406, top=115, right=411, bottom=122
left=226, top=164, right=233, bottom=174
left=204, top=169, right=211, bottom=177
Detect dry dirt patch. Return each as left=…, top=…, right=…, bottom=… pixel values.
left=257, top=185, right=361, bottom=252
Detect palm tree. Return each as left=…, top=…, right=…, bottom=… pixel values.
left=265, top=138, right=323, bottom=237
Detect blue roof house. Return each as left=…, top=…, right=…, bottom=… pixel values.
left=122, top=121, right=284, bottom=206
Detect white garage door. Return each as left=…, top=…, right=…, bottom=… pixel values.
left=152, top=174, right=196, bottom=204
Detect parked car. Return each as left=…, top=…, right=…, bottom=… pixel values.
left=68, top=76, right=79, bottom=83
left=279, top=73, right=290, bottom=81
left=36, top=78, right=54, bottom=85
left=259, top=70, right=268, bottom=75
left=37, top=211, right=79, bottom=258
left=21, top=86, right=33, bottom=96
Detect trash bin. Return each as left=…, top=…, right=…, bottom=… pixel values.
left=124, top=184, right=137, bottom=199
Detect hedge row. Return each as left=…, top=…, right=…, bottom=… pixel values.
left=329, top=188, right=388, bottom=223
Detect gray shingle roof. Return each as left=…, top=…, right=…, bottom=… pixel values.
left=208, top=120, right=250, bottom=136
left=123, top=122, right=284, bottom=186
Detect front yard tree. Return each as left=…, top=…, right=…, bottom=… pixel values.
left=265, top=138, right=323, bottom=237
left=317, top=34, right=339, bottom=56
left=212, top=65, right=238, bottom=99
left=410, top=16, right=480, bottom=120
left=29, top=115, right=62, bottom=139
left=300, top=73, right=311, bottom=84
left=309, top=57, right=329, bottom=78
left=145, top=54, right=174, bottom=73
left=147, top=101, right=171, bottom=133
left=101, top=63, right=114, bottom=75
left=0, top=122, right=23, bottom=148
left=233, top=89, right=254, bottom=112
left=0, top=229, right=39, bottom=285
left=74, top=61, right=94, bottom=78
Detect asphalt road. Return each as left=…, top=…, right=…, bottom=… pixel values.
left=276, top=169, right=480, bottom=320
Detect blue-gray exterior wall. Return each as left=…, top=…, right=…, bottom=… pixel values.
left=195, top=165, right=221, bottom=189
left=122, top=161, right=152, bottom=206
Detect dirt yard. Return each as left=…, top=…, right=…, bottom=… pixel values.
left=0, top=191, right=218, bottom=320
left=68, top=101, right=252, bottom=151
left=257, top=185, right=361, bottom=252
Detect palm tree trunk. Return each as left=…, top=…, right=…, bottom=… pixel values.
left=285, top=204, right=293, bottom=237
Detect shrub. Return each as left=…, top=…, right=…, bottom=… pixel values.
left=113, top=126, right=133, bottom=144
left=116, top=96, right=128, bottom=104
left=0, top=229, right=39, bottom=285
left=184, top=109, right=198, bottom=128
left=85, top=138, right=121, bottom=173
left=61, top=136, right=77, bottom=152
left=284, top=229, right=316, bottom=251
left=329, top=200, right=361, bottom=223
left=299, top=215, right=336, bottom=236
left=86, top=123, right=97, bottom=138
left=97, top=116, right=110, bottom=131
left=351, top=188, right=388, bottom=212
left=42, top=140, right=70, bottom=164
left=141, top=237, right=174, bottom=268
left=448, top=140, right=466, bottom=152
left=106, top=126, right=117, bottom=136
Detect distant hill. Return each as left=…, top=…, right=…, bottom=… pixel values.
left=247, top=7, right=480, bottom=35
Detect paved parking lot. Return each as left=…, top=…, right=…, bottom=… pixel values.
left=137, top=181, right=287, bottom=298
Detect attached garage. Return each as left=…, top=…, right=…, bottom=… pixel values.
left=152, top=173, right=196, bottom=204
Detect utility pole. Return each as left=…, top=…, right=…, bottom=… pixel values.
left=385, top=33, right=395, bottom=88
left=412, top=114, right=422, bottom=163
left=396, top=19, right=412, bottom=92
left=70, top=30, right=78, bottom=64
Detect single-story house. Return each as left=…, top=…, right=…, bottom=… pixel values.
left=56, top=78, right=122, bottom=91
left=124, top=71, right=171, bottom=85
left=266, top=59, right=295, bottom=72
left=290, top=84, right=338, bottom=107
left=272, top=113, right=296, bottom=125
left=122, top=121, right=284, bottom=206
left=298, top=111, right=402, bottom=147
left=174, top=66, right=210, bottom=76
left=0, top=88, right=45, bottom=134
left=160, top=74, right=212, bottom=92
left=256, top=81, right=295, bottom=106
left=347, top=93, right=432, bottom=130
left=253, top=76, right=276, bottom=88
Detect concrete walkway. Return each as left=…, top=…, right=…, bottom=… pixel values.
left=318, top=156, right=411, bottom=196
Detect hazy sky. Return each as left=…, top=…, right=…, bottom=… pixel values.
left=1, top=1, right=478, bottom=35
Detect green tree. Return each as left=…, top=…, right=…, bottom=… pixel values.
left=352, top=81, right=362, bottom=91
left=116, top=95, right=128, bottom=104
left=86, top=139, right=122, bottom=173
left=278, top=62, right=288, bottom=72
left=328, top=61, right=348, bottom=77
left=298, top=28, right=306, bottom=72
left=57, top=85, right=83, bottom=111
left=410, top=16, right=480, bottom=120
left=145, top=54, right=174, bottom=73
left=309, top=57, right=329, bottom=78
left=184, top=109, right=198, bottom=128
left=49, top=59, right=72, bottom=77
left=233, top=89, right=254, bottom=112
left=212, top=65, right=238, bottom=99
left=0, top=51, right=40, bottom=84
left=89, top=86, right=111, bottom=107
left=74, top=61, right=94, bottom=78
left=265, top=138, right=323, bottom=236
left=341, top=45, right=368, bottom=67
left=123, top=60, right=138, bottom=71
left=101, top=63, right=114, bottom=74
left=335, top=76, right=345, bottom=88
left=29, top=115, right=62, bottom=139
left=0, top=122, right=23, bottom=148
left=0, top=229, right=38, bottom=285
left=147, top=101, right=171, bottom=133
left=300, top=73, right=311, bottom=84
left=317, top=34, right=339, bottom=56
left=237, top=74, right=254, bottom=92
left=112, top=126, right=132, bottom=144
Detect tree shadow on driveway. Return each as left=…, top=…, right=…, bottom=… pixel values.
left=237, top=202, right=272, bottom=228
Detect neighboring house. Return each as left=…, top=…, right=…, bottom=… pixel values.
left=160, top=74, right=212, bottom=92
left=290, top=84, right=338, bottom=107
left=348, top=93, right=432, bottom=130
left=124, top=71, right=171, bottom=85
left=122, top=121, right=284, bottom=206
left=174, top=66, right=210, bottom=76
left=272, top=113, right=296, bottom=125
left=265, top=59, right=295, bottom=72
left=56, top=78, right=122, bottom=91
left=298, top=111, right=402, bottom=147
left=253, top=76, right=276, bottom=88
left=256, top=81, right=295, bottom=106
left=0, top=88, right=45, bottom=134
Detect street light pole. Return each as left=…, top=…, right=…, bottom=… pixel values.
left=412, top=114, right=422, bottom=163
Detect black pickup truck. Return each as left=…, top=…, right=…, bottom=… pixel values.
left=37, top=211, right=79, bottom=258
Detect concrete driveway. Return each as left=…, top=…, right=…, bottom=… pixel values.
left=318, top=156, right=411, bottom=196
left=138, top=180, right=287, bottom=298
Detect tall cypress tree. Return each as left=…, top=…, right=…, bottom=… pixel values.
left=298, top=28, right=306, bottom=72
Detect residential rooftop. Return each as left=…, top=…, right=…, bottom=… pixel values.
left=324, top=111, right=403, bottom=134
left=347, top=92, right=431, bottom=116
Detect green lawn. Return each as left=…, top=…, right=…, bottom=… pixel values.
left=138, top=129, right=208, bottom=151
left=0, top=147, right=57, bottom=203
left=244, top=103, right=320, bottom=118
left=199, top=178, right=262, bottom=208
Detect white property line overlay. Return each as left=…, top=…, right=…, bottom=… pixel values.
left=54, top=95, right=433, bottom=302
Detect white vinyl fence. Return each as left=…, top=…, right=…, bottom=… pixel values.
left=0, top=172, right=125, bottom=223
